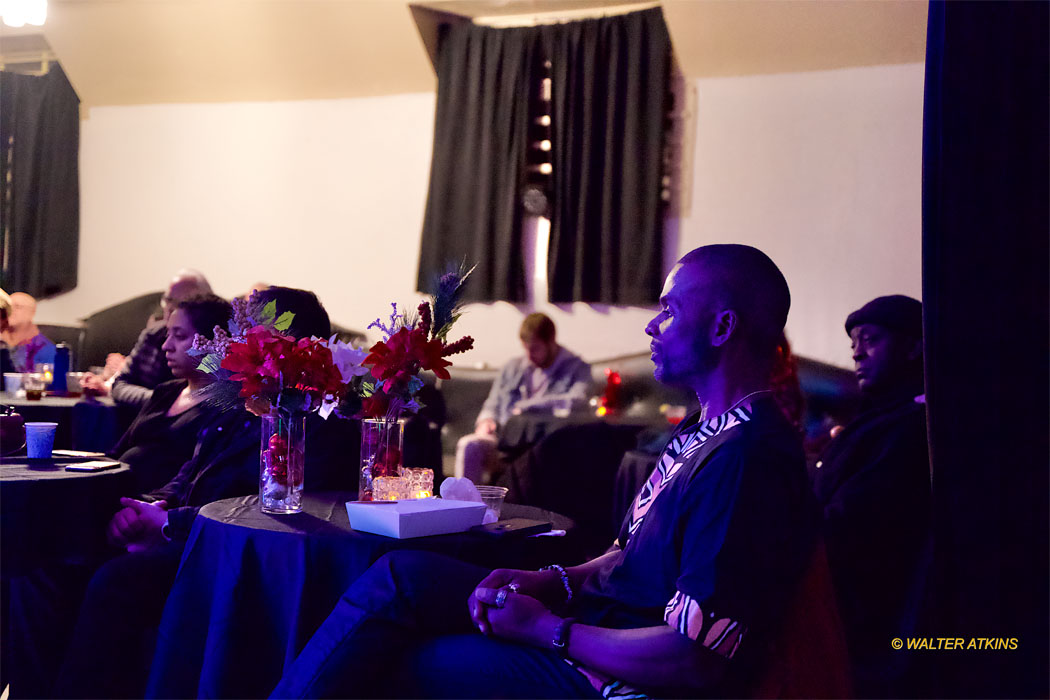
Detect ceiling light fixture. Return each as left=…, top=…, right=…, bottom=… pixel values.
left=1, top=0, right=48, bottom=28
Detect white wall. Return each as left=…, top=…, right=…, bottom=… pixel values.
left=38, top=62, right=924, bottom=370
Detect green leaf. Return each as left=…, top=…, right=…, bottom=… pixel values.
left=258, top=300, right=277, bottom=326
left=274, top=311, right=295, bottom=332
left=196, top=354, right=223, bottom=374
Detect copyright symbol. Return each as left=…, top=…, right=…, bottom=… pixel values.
left=891, top=638, right=904, bottom=650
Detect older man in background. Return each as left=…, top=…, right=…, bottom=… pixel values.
left=82, top=269, right=212, bottom=408
left=0, top=291, right=57, bottom=372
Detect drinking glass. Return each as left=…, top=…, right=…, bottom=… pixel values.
left=665, top=405, right=688, bottom=426
left=33, top=363, right=54, bottom=386
left=23, top=373, right=46, bottom=401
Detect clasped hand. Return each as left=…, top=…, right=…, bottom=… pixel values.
left=468, top=568, right=562, bottom=647
left=107, top=497, right=169, bottom=552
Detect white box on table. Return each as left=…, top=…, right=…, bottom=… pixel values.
left=345, top=498, right=487, bottom=539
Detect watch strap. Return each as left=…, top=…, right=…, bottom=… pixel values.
left=552, top=617, right=575, bottom=657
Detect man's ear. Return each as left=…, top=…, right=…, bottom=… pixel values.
left=710, top=310, right=737, bottom=348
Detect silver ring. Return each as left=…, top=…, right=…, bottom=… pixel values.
left=507, top=582, right=520, bottom=592
left=494, top=588, right=509, bottom=608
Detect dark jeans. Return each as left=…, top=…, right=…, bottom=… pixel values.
left=52, top=540, right=183, bottom=698
left=270, top=550, right=601, bottom=699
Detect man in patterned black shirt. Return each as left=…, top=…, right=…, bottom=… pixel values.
left=270, top=245, right=818, bottom=698
left=83, top=269, right=212, bottom=408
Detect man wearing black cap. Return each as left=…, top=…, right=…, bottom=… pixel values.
left=810, top=295, right=930, bottom=697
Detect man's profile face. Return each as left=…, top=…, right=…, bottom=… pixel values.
left=645, top=262, right=715, bottom=387
left=522, top=337, right=558, bottom=369
left=850, top=323, right=919, bottom=395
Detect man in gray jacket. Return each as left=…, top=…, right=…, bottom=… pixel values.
left=455, top=313, right=591, bottom=483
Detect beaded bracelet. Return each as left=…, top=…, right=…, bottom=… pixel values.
left=540, top=564, right=573, bottom=604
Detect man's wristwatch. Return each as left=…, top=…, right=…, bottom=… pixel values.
left=552, top=617, right=575, bottom=658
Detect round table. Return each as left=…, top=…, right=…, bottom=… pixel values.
left=0, top=457, right=133, bottom=574
left=1, top=457, right=134, bottom=697
left=147, top=493, right=577, bottom=699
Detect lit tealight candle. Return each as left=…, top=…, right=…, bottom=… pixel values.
left=373, top=476, right=410, bottom=501
left=398, top=467, right=434, bottom=499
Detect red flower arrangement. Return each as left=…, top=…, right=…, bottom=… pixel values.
left=220, top=326, right=345, bottom=412
left=357, top=298, right=474, bottom=419
left=190, top=266, right=476, bottom=422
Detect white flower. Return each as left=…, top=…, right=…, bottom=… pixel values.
left=328, top=336, right=371, bottom=383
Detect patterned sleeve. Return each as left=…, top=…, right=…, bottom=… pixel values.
left=664, top=590, right=746, bottom=659
left=664, top=437, right=813, bottom=661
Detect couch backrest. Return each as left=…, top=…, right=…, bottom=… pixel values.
left=79, top=291, right=164, bottom=370
left=36, top=324, right=86, bottom=369
left=436, top=351, right=861, bottom=458
left=437, top=366, right=501, bottom=454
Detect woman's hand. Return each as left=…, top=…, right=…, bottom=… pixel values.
left=107, top=498, right=169, bottom=552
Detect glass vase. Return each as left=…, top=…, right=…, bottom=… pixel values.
left=359, top=418, right=404, bottom=501
left=260, top=409, right=306, bottom=514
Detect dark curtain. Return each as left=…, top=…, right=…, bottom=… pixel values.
left=417, top=23, right=539, bottom=303
left=544, top=8, right=670, bottom=304
left=0, top=64, right=80, bottom=298
left=922, top=2, right=1049, bottom=697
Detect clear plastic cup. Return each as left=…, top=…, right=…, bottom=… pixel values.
left=3, top=373, right=24, bottom=395
left=476, top=485, right=508, bottom=523
left=25, top=422, right=58, bottom=459
left=66, top=372, right=88, bottom=397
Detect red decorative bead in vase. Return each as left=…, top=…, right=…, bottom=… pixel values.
left=259, top=408, right=306, bottom=513
left=359, top=417, right=404, bottom=501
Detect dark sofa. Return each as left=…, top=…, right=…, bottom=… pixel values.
left=436, top=350, right=860, bottom=472
left=435, top=351, right=859, bottom=558
left=38, top=292, right=367, bottom=371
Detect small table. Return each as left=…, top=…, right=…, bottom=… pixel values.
left=2, top=396, right=126, bottom=452
left=0, top=457, right=133, bottom=574
left=147, top=493, right=577, bottom=699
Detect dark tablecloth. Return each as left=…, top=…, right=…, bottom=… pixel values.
left=2, top=396, right=127, bottom=452
left=147, top=493, right=577, bottom=699
left=0, top=458, right=133, bottom=574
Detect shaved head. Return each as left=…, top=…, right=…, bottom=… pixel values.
left=10, top=292, right=36, bottom=310
left=163, top=269, right=212, bottom=321
left=168, top=269, right=211, bottom=298
left=677, top=244, right=790, bottom=361
left=7, top=292, right=38, bottom=329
